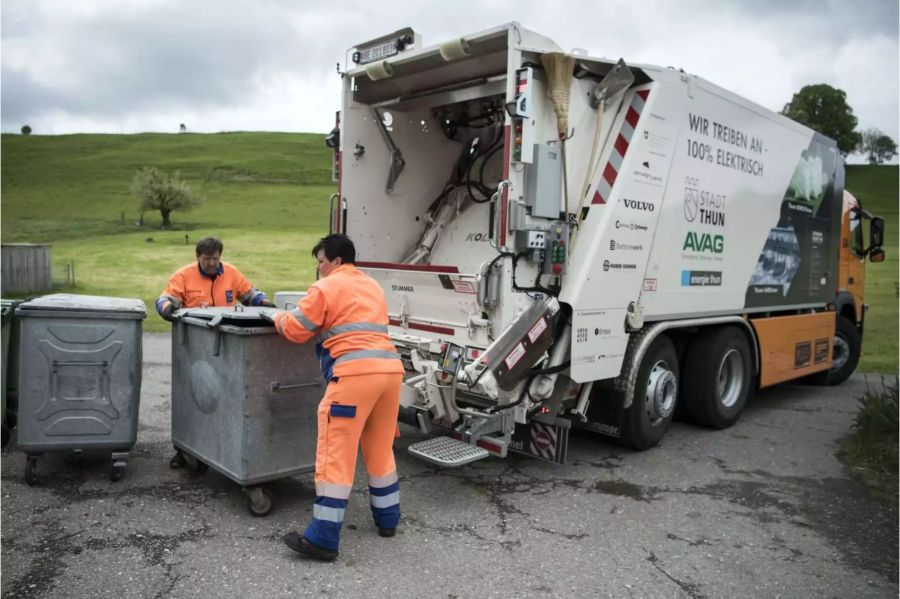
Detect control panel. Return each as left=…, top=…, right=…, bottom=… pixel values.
left=542, top=221, right=569, bottom=276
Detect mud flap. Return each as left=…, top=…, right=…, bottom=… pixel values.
left=509, top=419, right=570, bottom=465
left=571, top=386, right=624, bottom=440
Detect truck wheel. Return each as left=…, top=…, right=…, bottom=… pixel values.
left=682, top=326, right=753, bottom=429
left=826, top=316, right=861, bottom=386
left=619, top=335, right=678, bottom=450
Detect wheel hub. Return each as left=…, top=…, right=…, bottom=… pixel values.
left=645, top=362, right=677, bottom=425
left=717, top=349, right=745, bottom=408
left=831, top=335, right=849, bottom=372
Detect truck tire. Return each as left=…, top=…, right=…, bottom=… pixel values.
left=682, top=326, right=753, bottom=429
left=619, top=335, right=678, bottom=450
left=826, top=316, right=861, bottom=386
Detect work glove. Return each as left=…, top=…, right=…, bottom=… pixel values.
left=258, top=298, right=276, bottom=308
left=158, top=301, right=176, bottom=322
left=258, top=308, right=278, bottom=324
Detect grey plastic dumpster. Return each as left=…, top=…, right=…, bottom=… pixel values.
left=2, top=299, right=24, bottom=447
left=15, top=294, right=146, bottom=485
left=171, top=306, right=321, bottom=516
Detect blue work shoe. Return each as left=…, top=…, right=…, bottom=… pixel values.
left=283, top=531, right=338, bottom=561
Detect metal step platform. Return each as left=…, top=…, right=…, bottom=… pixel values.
left=408, top=436, right=490, bottom=467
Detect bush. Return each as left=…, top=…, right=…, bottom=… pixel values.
left=841, top=377, right=899, bottom=502
left=853, top=377, right=899, bottom=437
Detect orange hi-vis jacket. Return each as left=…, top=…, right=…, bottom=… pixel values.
left=156, top=261, right=265, bottom=315
left=273, top=263, right=403, bottom=381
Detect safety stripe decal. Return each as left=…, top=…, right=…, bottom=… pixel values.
left=592, top=88, right=651, bottom=205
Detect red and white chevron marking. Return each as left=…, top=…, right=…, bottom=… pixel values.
left=591, top=88, right=651, bottom=205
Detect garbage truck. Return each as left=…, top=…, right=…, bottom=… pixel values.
left=323, top=23, right=886, bottom=466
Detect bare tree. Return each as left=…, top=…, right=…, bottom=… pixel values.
left=131, top=167, right=202, bottom=228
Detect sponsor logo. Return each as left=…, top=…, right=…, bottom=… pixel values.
left=595, top=327, right=612, bottom=336
left=751, top=286, right=781, bottom=294
left=225, top=290, right=233, bottom=302
left=684, top=188, right=726, bottom=226
left=683, top=231, right=724, bottom=253
left=633, top=170, right=663, bottom=185
left=603, top=260, right=637, bottom=272
left=643, top=278, right=657, bottom=291
left=621, top=198, right=655, bottom=212
left=584, top=422, right=620, bottom=437
left=391, top=285, right=415, bottom=292
left=785, top=201, right=813, bottom=215
left=680, top=270, right=722, bottom=286
left=465, top=232, right=490, bottom=242
left=615, top=220, right=649, bottom=231
left=610, top=239, right=644, bottom=251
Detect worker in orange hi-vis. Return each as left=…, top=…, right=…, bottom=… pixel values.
left=260, top=233, right=404, bottom=562
left=155, top=236, right=275, bottom=318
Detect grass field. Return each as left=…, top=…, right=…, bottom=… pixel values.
left=1, top=133, right=897, bottom=373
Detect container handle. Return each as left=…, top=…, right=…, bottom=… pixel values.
left=270, top=381, right=321, bottom=392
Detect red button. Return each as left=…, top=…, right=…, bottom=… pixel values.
left=552, top=264, right=562, bottom=275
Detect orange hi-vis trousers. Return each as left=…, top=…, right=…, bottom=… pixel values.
left=304, top=371, right=403, bottom=551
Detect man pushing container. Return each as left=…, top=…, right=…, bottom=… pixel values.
left=260, top=233, right=403, bottom=561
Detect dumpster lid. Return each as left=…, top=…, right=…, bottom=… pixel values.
left=175, top=306, right=276, bottom=333
left=17, top=294, right=147, bottom=317
left=177, top=306, right=271, bottom=322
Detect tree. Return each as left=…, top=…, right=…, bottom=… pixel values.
left=781, top=84, right=861, bottom=155
left=179, top=123, right=187, bottom=133
left=131, top=167, right=202, bottom=228
left=858, top=128, right=898, bottom=164
left=21, top=125, right=31, bottom=135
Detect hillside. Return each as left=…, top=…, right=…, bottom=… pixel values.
left=0, top=134, right=896, bottom=372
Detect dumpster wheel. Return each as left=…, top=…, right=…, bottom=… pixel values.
left=169, top=449, right=187, bottom=469
left=110, top=463, right=126, bottom=482
left=110, top=453, right=128, bottom=482
left=244, top=486, right=273, bottom=517
left=25, top=455, right=40, bottom=486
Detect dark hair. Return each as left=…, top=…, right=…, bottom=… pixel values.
left=312, top=234, right=356, bottom=264
left=195, top=236, right=224, bottom=257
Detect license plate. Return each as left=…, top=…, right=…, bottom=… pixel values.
left=358, top=40, right=398, bottom=64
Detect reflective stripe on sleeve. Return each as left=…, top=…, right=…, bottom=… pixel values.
left=317, top=322, right=389, bottom=343
left=289, top=307, right=319, bottom=332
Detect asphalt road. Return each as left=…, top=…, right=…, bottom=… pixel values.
left=1, top=332, right=897, bottom=599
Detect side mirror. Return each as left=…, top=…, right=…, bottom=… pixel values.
left=869, top=248, right=885, bottom=263
left=870, top=217, right=884, bottom=249
left=324, top=126, right=340, bottom=149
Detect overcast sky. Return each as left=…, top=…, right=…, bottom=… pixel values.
left=2, top=0, right=897, bottom=161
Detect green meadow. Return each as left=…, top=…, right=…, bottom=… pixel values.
left=1, top=133, right=896, bottom=373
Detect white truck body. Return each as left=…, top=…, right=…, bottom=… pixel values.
left=329, top=23, right=847, bottom=464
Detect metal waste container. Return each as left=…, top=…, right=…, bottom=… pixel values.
left=171, top=306, right=321, bottom=516
left=15, top=294, right=146, bottom=484
left=2, top=299, right=24, bottom=447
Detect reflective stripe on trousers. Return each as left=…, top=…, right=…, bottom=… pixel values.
left=368, top=471, right=400, bottom=530
left=303, top=372, right=403, bottom=551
